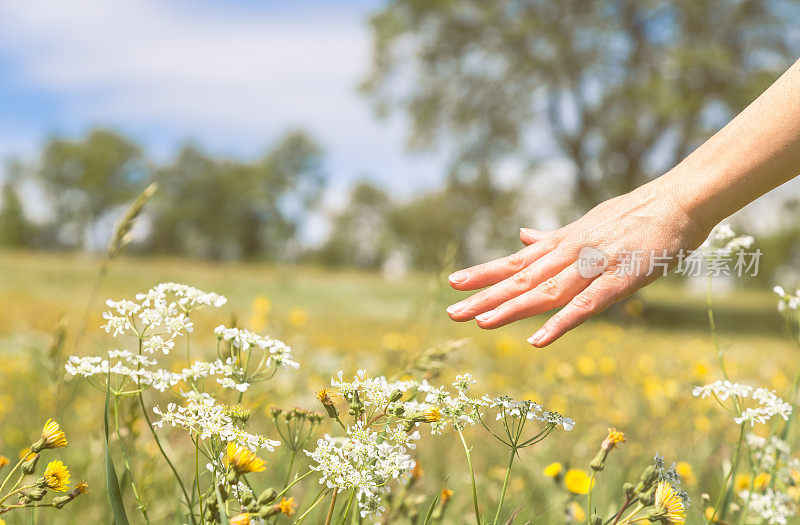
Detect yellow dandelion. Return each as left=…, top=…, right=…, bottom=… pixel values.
left=676, top=462, right=696, bottom=486
left=650, top=481, right=685, bottom=524
left=564, top=469, right=593, bottom=495
left=602, top=428, right=625, bottom=451
left=0, top=456, right=8, bottom=469
left=542, top=462, right=563, bottom=478
left=568, top=501, right=586, bottom=522
left=276, top=497, right=296, bottom=516
left=415, top=407, right=441, bottom=423
left=734, top=473, right=751, bottom=492
left=754, top=472, right=770, bottom=491
left=229, top=513, right=250, bottom=525
left=33, top=419, right=67, bottom=452
left=288, top=308, right=308, bottom=328
left=226, top=442, right=266, bottom=475
left=43, top=460, right=71, bottom=492
left=440, top=487, right=454, bottom=505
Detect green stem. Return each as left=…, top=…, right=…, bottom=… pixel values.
left=324, top=490, right=338, bottom=525
left=587, top=470, right=596, bottom=525
left=137, top=390, right=196, bottom=524
left=114, top=395, right=150, bottom=522
left=457, top=427, right=481, bottom=525
left=710, top=423, right=746, bottom=523
left=493, top=450, right=515, bottom=525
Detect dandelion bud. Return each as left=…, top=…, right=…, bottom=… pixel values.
left=259, top=506, right=280, bottom=518
left=638, top=486, right=656, bottom=506
left=389, top=390, right=403, bottom=403
left=53, top=495, right=71, bottom=509
left=394, top=406, right=405, bottom=416
left=241, top=495, right=253, bottom=506
left=623, top=482, right=635, bottom=498
left=22, top=453, right=40, bottom=474
left=246, top=501, right=259, bottom=513
left=28, top=488, right=46, bottom=501
left=258, top=488, right=277, bottom=505
left=635, top=465, right=659, bottom=493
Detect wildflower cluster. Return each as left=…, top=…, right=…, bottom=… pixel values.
left=734, top=434, right=800, bottom=524
left=66, top=283, right=300, bottom=524
left=693, top=380, right=792, bottom=426
left=307, top=368, right=572, bottom=520
left=0, top=419, right=87, bottom=516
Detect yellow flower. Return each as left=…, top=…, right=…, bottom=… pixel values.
left=754, top=472, right=770, bottom=490
left=229, top=513, right=250, bottom=525
left=288, top=308, right=308, bottom=327
left=568, top=501, right=586, bottom=522
left=650, top=481, right=685, bottom=524
left=226, top=442, right=266, bottom=475
left=276, top=497, right=296, bottom=516
left=601, top=428, right=625, bottom=451
left=414, top=408, right=441, bottom=423
left=676, top=462, right=696, bottom=486
left=734, top=473, right=751, bottom=492
left=43, top=460, right=71, bottom=492
left=542, top=462, right=563, bottom=478
left=33, top=419, right=67, bottom=452
left=0, top=456, right=8, bottom=469
left=440, top=487, right=454, bottom=505
left=564, top=469, right=593, bottom=494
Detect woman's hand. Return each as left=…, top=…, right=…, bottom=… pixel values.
left=445, top=179, right=712, bottom=347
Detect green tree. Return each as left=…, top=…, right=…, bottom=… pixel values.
left=149, top=131, right=325, bottom=260
left=364, top=0, right=800, bottom=209
left=390, top=170, right=522, bottom=268
left=0, top=183, right=31, bottom=248
left=37, top=129, right=145, bottom=246
left=318, top=182, right=394, bottom=268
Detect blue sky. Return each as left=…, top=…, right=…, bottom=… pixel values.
left=0, top=0, right=445, bottom=205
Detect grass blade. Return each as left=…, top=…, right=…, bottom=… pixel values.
left=104, top=380, right=130, bottom=525
left=422, top=478, right=449, bottom=525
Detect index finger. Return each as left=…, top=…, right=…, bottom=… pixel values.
left=448, top=240, right=555, bottom=291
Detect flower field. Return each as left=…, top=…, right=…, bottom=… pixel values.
left=0, top=250, right=798, bottom=524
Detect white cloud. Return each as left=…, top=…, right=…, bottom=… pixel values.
left=0, top=0, right=443, bottom=196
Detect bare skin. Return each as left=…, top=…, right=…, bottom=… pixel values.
left=447, top=58, right=800, bottom=347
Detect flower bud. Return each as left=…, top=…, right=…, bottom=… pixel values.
left=389, top=390, right=403, bottom=403
left=28, top=488, right=46, bottom=501
left=258, top=488, right=277, bottom=505
left=22, top=453, right=40, bottom=475
left=623, top=482, right=635, bottom=498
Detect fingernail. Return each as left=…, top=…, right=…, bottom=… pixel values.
left=528, top=328, right=547, bottom=346
left=475, top=310, right=495, bottom=322
left=446, top=304, right=461, bottom=315
left=448, top=271, right=468, bottom=284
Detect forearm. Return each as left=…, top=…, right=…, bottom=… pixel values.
left=663, top=58, right=800, bottom=230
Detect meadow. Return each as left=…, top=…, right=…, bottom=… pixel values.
left=0, top=249, right=796, bottom=524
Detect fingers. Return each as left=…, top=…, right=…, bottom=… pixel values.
left=519, top=227, right=547, bottom=246
left=448, top=240, right=554, bottom=291
left=446, top=249, right=571, bottom=321
left=471, top=264, right=594, bottom=330
left=528, top=274, right=631, bottom=347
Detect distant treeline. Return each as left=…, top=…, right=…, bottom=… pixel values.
left=0, top=129, right=528, bottom=270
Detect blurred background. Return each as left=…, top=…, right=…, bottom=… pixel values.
left=2, top=0, right=800, bottom=522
